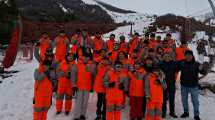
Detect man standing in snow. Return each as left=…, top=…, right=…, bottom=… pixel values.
left=178, top=50, right=208, bottom=120
left=159, top=53, right=178, bottom=118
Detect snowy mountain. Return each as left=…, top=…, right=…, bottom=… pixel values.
left=14, top=0, right=153, bottom=24
left=82, top=0, right=153, bottom=23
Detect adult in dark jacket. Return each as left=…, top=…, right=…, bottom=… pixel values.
left=159, top=53, right=178, bottom=118
left=178, top=50, right=207, bottom=120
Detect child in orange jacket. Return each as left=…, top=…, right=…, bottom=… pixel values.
left=55, top=53, right=77, bottom=115
left=103, top=61, right=129, bottom=120
left=128, top=61, right=146, bottom=120
left=144, top=58, right=167, bottom=120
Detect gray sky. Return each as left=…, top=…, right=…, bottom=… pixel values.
left=101, top=0, right=213, bottom=16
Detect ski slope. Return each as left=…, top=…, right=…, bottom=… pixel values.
left=82, top=0, right=154, bottom=23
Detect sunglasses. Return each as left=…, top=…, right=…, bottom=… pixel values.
left=115, top=65, right=122, bottom=68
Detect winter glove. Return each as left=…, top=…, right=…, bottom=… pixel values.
left=108, top=82, right=115, bottom=88
left=33, top=98, right=35, bottom=104
left=90, top=89, right=94, bottom=93
left=44, top=70, right=51, bottom=79
left=125, top=91, right=129, bottom=97
left=35, top=42, right=40, bottom=47
left=145, top=95, right=151, bottom=102
left=72, top=87, right=78, bottom=96
left=66, top=72, right=71, bottom=79
left=107, top=52, right=112, bottom=56
left=52, top=79, right=58, bottom=93
left=155, top=79, right=162, bottom=85
left=118, top=83, right=125, bottom=90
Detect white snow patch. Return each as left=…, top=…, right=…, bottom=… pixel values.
left=58, top=3, right=68, bottom=13
left=82, top=0, right=97, bottom=5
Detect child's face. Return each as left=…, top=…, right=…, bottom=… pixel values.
left=146, top=59, right=153, bottom=67
left=100, top=50, right=106, bottom=57
left=113, top=44, right=119, bottom=50
left=118, top=52, right=125, bottom=60
left=115, top=64, right=122, bottom=72
left=134, top=64, right=141, bottom=70
left=82, top=56, right=90, bottom=63
left=163, top=54, right=172, bottom=62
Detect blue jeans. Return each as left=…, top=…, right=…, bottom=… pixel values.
left=181, top=85, right=199, bottom=116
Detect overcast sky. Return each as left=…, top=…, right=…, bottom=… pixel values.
left=101, top=0, right=213, bottom=16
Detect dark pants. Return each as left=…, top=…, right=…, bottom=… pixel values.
left=162, top=81, right=176, bottom=116
left=130, top=96, right=143, bottom=119
left=96, top=93, right=106, bottom=119
left=142, top=96, right=146, bottom=118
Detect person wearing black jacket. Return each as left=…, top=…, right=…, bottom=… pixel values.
left=178, top=50, right=207, bottom=120
left=159, top=53, right=178, bottom=118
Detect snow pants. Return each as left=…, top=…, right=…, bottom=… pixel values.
left=145, top=101, right=162, bottom=120
left=73, top=90, right=90, bottom=119
left=130, top=96, right=143, bottom=119
left=106, top=98, right=124, bottom=120
left=55, top=83, right=73, bottom=112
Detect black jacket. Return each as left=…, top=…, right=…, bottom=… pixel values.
left=178, top=60, right=202, bottom=87
left=158, top=61, right=178, bottom=88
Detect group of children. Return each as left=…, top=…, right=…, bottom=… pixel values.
left=33, top=29, right=208, bottom=120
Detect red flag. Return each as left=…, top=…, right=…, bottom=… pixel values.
left=2, top=19, right=22, bottom=68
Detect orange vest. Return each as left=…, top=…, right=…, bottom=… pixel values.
left=163, top=47, right=174, bottom=54
left=109, top=50, right=119, bottom=63
left=34, top=65, right=52, bottom=108
left=147, top=73, right=163, bottom=103
left=39, top=37, right=51, bottom=60
left=128, top=58, right=135, bottom=66
left=77, top=61, right=94, bottom=91
left=93, top=37, right=105, bottom=51
left=176, top=47, right=189, bottom=61
left=70, top=45, right=77, bottom=54
left=106, top=39, right=115, bottom=52
left=94, top=65, right=110, bottom=93
left=148, top=39, right=158, bottom=49
left=129, top=37, right=139, bottom=54
left=71, top=34, right=79, bottom=41
left=105, top=70, right=127, bottom=102
left=58, top=60, right=75, bottom=88
left=168, top=39, right=175, bottom=46
left=55, top=35, right=69, bottom=59
left=120, top=42, right=128, bottom=53
left=94, top=56, right=103, bottom=63
left=129, top=68, right=145, bottom=97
